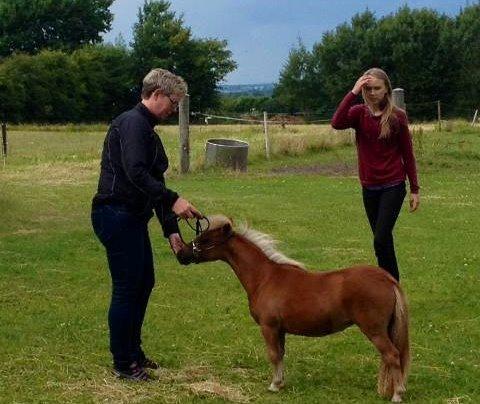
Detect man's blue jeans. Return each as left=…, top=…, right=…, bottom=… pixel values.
left=91, top=204, right=154, bottom=370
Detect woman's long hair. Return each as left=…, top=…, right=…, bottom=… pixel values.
left=362, top=68, right=399, bottom=139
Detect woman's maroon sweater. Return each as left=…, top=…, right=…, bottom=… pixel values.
left=331, top=91, right=419, bottom=193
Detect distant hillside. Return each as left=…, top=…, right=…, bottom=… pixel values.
left=218, top=83, right=275, bottom=96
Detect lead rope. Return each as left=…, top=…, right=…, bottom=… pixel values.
left=179, top=216, right=211, bottom=236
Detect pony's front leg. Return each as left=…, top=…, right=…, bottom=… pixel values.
left=260, top=325, right=285, bottom=392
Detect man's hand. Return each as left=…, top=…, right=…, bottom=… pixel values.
left=409, top=193, right=420, bottom=212
left=172, top=197, right=202, bottom=219
left=168, top=233, right=185, bottom=255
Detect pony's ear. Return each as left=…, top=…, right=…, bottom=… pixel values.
left=228, top=216, right=234, bottom=225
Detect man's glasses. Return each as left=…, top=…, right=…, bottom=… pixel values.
left=168, top=95, right=179, bottom=111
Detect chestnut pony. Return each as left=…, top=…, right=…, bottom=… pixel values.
left=178, top=215, right=410, bottom=402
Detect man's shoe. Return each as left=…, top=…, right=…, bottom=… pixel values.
left=139, top=357, right=159, bottom=370
left=113, top=362, right=149, bottom=381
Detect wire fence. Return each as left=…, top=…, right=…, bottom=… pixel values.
left=192, top=99, right=479, bottom=126
left=191, top=111, right=334, bottom=126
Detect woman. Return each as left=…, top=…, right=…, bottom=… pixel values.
left=331, top=67, right=420, bottom=281
left=91, top=68, right=201, bottom=380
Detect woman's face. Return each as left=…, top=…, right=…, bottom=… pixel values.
left=149, top=90, right=183, bottom=119
left=363, top=76, right=387, bottom=106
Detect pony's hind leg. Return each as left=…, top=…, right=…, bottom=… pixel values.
left=367, top=332, right=404, bottom=402
left=260, top=325, right=285, bottom=392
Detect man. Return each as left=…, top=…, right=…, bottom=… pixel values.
left=91, top=68, right=200, bottom=380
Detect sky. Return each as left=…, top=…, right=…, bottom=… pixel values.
left=103, top=0, right=469, bottom=85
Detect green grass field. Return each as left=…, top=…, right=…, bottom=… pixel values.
left=0, top=121, right=479, bottom=403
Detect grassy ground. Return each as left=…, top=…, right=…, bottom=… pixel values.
left=0, top=121, right=479, bottom=403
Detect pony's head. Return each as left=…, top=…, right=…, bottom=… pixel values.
left=177, top=215, right=234, bottom=265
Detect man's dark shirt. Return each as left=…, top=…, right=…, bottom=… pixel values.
left=92, top=103, right=179, bottom=237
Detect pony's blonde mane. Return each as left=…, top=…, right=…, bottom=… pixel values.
left=206, top=214, right=233, bottom=230
left=204, top=215, right=306, bottom=269
left=238, top=224, right=306, bottom=269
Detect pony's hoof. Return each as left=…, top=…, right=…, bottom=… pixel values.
left=268, top=383, right=279, bottom=392
left=391, top=393, right=402, bottom=402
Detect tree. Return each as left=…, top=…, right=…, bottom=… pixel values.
left=72, top=44, right=134, bottom=121
left=370, top=6, right=458, bottom=119
left=274, top=40, right=317, bottom=113
left=218, top=95, right=282, bottom=114
left=315, top=10, right=378, bottom=105
left=0, top=51, right=82, bottom=122
left=0, top=0, right=113, bottom=57
left=274, top=11, right=378, bottom=114
left=184, top=38, right=237, bottom=110
left=0, top=54, right=29, bottom=122
left=131, top=0, right=236, bottom=110
left=0, top=45, right=135, bottom=123
left=273, top=7, right=468, bottom=120
left=454, top=3, right=480, bottom=115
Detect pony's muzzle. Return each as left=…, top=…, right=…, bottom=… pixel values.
left=176, top=245, right=195, bottom=265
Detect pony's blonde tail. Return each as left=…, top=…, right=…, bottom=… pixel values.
left=378, top=285, right=410, bottom=397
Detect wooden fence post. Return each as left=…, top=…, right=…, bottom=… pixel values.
left=392, top=88, right=406, bottom=110
left=472, top=109, right=478, bottom=126
left=2, top=122, right=7, bottom=167
left=263, top=111, right=270, bottom=159
left=437, top=100, right=442, bottom=132
left=179, top=94, right=190, bottom=173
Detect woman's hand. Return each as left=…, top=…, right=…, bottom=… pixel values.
left=409, top=193, right=420, bottom=212
left=168, top=233, right=185, bottom=254
left=352, top=75, right=372, bottom=95
left=172, top=197, right=202, bottom=219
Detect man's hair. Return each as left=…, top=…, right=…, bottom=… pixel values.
left=141, top=68, right=188, bottom=99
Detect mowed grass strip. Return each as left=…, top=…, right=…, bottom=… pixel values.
left=0, top=122, right=479, bottom=403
